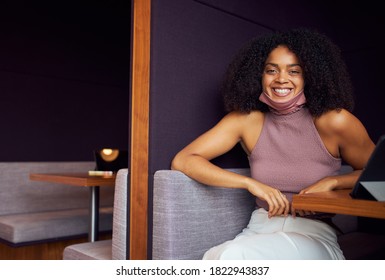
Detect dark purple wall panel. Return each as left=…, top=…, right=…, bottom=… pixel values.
left=326, top=4, right=385, bottom=143
left=149, top=0, right=270, bottom=172
left=0, top=72, right=128, bottom=161
left=146, top=0, right=385, bottom=259
left=0, top=1, right=130, bottom=161
left=149, top=0, right=385, bottom=173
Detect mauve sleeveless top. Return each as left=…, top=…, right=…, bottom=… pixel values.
left=248, top=107, right=341, bottom=209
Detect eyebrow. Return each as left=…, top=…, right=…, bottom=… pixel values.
left=265, top=63, right=302, bottom=67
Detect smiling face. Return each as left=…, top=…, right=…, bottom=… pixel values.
left=262, top=45, right=304, bottom=103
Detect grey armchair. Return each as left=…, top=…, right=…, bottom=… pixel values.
left=152, top=168, right=256, bottom=259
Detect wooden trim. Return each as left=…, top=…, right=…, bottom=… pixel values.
left=129, top=0, right=151, bottom=259
left=29, top=173, right=116, bottom=187
left=292, top=189, right=385, bottom=219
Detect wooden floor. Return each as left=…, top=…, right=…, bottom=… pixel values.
left=0, top=232, right=112, bottom=260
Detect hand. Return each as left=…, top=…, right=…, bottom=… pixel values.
left=290, top=177, right=336, bottom=217
left=299, top=177, right=338, bottom=194
left=291, top=207, right=316, bottom=218
left=247, top=182, right=290, bottom=218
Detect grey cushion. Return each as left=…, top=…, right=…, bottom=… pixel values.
left=152, top=169, right=256, bottom=260
left=62, top=168, right=129, bottom=260
left=0, top=207, right=112, bottom=243
left=111, top=168, right=128, bottom=259
left=63, top=239, right=112, bottom=260
left=0, top=162, right=115, bottom=243
left=0, top=162, right=114, bottom=215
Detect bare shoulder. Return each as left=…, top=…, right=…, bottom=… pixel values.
left=315, top=109, right=375, bottom=167
left=222, top=111, right=264, bottom=154
left=219, top=110, right=264, bottom=130
left=315, top=109, right=362, bottom=136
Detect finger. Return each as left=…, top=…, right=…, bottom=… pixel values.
left=269, top=192, right=289, bottom=217
left=267, top=196, right=279, bottom=218
left=275, top=192, right=288, bottom=216
left=303, top=210, right=316, bottom=216
left=291, top=204, right=296, bottom=218
left=281, top=193, right=290, bottom=216
left=267, top=191, right=282, bottom=218
left=263, top=196, right=274, bottom=218
left=297, top=210, right=305, bottom=217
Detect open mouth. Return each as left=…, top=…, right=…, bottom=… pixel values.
left=273, top=88, right=293, bottom=97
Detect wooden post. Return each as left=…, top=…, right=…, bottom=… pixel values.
left=129, top=0, right=151, bottom=259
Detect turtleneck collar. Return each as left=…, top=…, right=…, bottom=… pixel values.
left=259, top=90, right=306, bottom=115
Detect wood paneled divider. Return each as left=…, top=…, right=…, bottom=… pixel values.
left=129, top=0, right=151, bottom=259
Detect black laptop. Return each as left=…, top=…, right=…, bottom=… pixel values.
left=350, top=135, right=385, bottom=201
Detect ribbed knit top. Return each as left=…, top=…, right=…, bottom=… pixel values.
left=249, top=107, right=341, bottom=209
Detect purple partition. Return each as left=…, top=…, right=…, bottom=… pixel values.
left=149, top=0, right=385, bottom=174
left=149, top=0, right=268, bottom=172
left=147, top=0, right=325, bottom=258
left=146, top=0, right=385, bottom=258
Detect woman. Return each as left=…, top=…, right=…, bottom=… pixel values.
left=171, top=28, right=375, bottom=259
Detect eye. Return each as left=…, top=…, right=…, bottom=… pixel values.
left=289, top=69, right=302, bottom=75
left=264, top=68, right=277, bottom=75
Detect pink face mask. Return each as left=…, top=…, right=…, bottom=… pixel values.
left=259, top=90, right=306, bottom=115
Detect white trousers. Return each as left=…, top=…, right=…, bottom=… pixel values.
left=203, top=208, right=345, bottom=260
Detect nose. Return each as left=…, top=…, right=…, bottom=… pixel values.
left=276, top=71, right=288, bottom=83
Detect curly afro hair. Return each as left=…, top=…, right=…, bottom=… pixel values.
left=222, top=28, right=354, bottom=117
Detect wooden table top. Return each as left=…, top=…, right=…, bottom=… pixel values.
left=29, top=172, right=116, bottom=187
left=292, top=189, right=385, bottom=219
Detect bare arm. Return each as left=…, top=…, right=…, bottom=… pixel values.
left=301, top=109, right=375, bottom=194
left=290, top=109, right=375, bottom=217
left=172, top=112, right=249, bottom=187
left=171, top=112, right=290, bottom=217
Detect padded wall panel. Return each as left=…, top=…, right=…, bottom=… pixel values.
left=146, top=0, right=385, bottom=260
left=149, top=0, right=270, bottom=172
left=149, top=0, right=385, bottom=173
left=197, top=0, right=334, bottom=33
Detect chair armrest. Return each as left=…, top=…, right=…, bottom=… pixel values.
left=112, top=168, right=129, bottom=260
left=152, top=169, right=255, bottom=260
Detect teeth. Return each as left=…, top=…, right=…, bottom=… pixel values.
left=274, top=88, right=291, bottom=94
